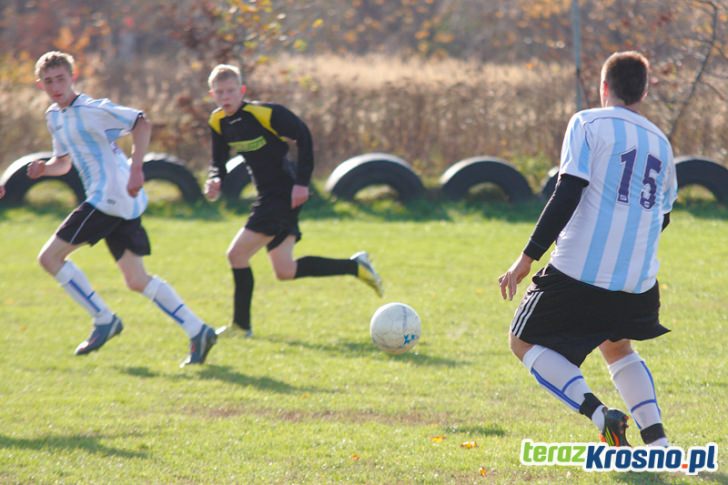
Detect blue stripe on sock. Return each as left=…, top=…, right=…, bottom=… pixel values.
left=154, top=299, right=184, bottom=324
left=531, top=369, right=580, bottom=411
left=68, top=279, right=101, bottom=312
left=561, top=375, right=584, bottom=394
left=630, top=399, right=658, bottom=430
left=641, top=361, right=662, bottom=419
left=630, top=398, right=657, bottom=414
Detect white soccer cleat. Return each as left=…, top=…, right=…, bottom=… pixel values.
left=351, top=251, right=384, bottom=297
left=215, top=325, right=253, bottom=339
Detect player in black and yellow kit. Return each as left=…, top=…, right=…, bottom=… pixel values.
left=204, top=64, right=383, bottom=338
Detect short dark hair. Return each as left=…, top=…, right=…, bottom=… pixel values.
left=601, top=51, right=649, bottom=105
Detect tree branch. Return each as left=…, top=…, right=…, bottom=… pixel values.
left=668, top=0, right=719, bottom=140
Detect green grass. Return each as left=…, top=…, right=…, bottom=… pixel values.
left=0, top=196, right=726, bottom=484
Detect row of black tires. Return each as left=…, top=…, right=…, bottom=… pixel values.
left=2, top=151, right=727, bottom=205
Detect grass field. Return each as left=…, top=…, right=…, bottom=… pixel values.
left=0, top=195, right=726, bottom=484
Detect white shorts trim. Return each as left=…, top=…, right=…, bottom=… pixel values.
left=510, top=290, right=543, bottom=337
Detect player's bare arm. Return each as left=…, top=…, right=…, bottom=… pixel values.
left=204, top=177, right=222, bottom=201
left=291, top=184, right=309, bottom=208
left=27, top=154, right=72, bottom=179
left=499, top=253, right=533, bottom=301
left=127, top=115, right=151, bottom=197
left=499, top=174, right=586, bottom=301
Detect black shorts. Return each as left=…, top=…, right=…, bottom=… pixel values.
left=245, top=190, right=302, bottom=251
left=56, top=202, right=151, bottom=261
left=510, top=264, right=669, bottom=367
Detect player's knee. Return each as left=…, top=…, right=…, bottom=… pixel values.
left=273, top=265, right=295, bottom=281
left=37, top=251, right=50, bottom=271
left=599, top=339, right=634, bottom=364
left=124, top=274, right=148, bottom=293
left=509, top=333, right=531, bottom=361
left=37, top=249, right=59, bottom=274
left=227, top=247, right=249, bottom=267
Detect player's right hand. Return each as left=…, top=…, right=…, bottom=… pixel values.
left=27, top=159, right=47, bottom=179
left=498, top=253, right=533, bottom=301
left=205, top=177, right=222, bottom=202
left=0, top=185, right=5, bottom=199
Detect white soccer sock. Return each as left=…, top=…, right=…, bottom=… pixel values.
left=142, top=276, right=203, bottom=338
left=608, top=352, right=665, bottom=442
left=523, top=345, right=604, bottom=430
left=591, top=407, right=605, bottom=432
left=54, top=260, right=113, bottom=325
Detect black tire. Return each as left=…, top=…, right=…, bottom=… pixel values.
left=142, top=153, right=202, bottom=204
left=220, top=155, right=253, bottom=201
left=675, top=156, right=728, bottom=204
left=325, top=153, right=425, bottom=201
left=439, top=157, right=534, bottom=202
left=540, top=166, right=560, bottom=201
left=0, top=151, right=85, bottom=205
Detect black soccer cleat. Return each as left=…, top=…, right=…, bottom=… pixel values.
left=75, top=315, right=124, bottom=355
left=599, top=408, right=631, bottom=447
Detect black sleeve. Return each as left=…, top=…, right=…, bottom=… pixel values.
left=523, top=174, right=589, bottom=260
left=208, top=127, right=231, bottom=181
left=662, top=212, right=670, bottom=231
left=269, top=104, right=314, bottom=186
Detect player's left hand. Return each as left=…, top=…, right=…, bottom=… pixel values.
left=127, top=168, right=145, bottom=197
left=498, top=253, right=534, bottom=301
left=291, top=184, right=309, bottom=208
left=0, top=185, right=5, bottom=199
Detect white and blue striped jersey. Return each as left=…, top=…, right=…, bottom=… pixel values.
left=45, top=93, right=148, bottom=219
left=549, top=106, right=678, bottom=293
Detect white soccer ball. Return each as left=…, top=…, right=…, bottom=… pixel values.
left=370, top=302, right=421, bottom=355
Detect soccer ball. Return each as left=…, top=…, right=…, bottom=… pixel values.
left=370, top=302, right=421, bottom=355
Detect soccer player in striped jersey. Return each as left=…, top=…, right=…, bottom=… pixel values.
left=203, top=64, right=383, bottom=338
left=499, top=52, right=676, bottom=447
left=28, top=51, right=219, bottom=367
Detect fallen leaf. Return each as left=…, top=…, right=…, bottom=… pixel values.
left=461, top=440, right=478, bottom=449
left=479, top=466, right=487, bottom=477
left=430, top=435, right=446, bottom=443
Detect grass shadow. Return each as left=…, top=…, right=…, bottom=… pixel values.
left=0, top=433, right=149, bottom=459
left=221, top=189, right=454, bottom=223
left=0, top=196, right=226, bottom=221
left=673, top=199, right=728, bottom=220
left=468, top=199, right=545, bottom=222
left=117, top=364, right=330, bottom=394
left=143, top=199, right=225, bottom=220
left=443, top=423, right=507, bottom=437
left=262, top=335, right=469, bottom=367
left=614, top=471, right=727, bottom=484
left=118, top=366, right=160, bottom=379
left=0, top=199, right=75, bottom=219
left=4, top=187, right=726, bottom=224
left=195, top=365, right=331, bottom=394
left=221, top=185, right=548, bottom=223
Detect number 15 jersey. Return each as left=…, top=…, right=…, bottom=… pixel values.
left=549, top=106, right=678, bottom=293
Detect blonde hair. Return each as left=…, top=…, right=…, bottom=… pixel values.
left=208, top=64, right=242, bottom=88
left=35, top=51, right=74, bottom=79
